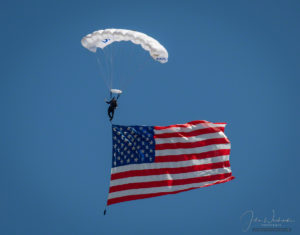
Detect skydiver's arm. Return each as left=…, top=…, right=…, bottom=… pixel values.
left=105, top=98, right=112, bottom=104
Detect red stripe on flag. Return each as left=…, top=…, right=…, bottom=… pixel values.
left=107, top=175, right=235, bottom=205
left=110, top=161, right=231, bottom=181
left=109, top=172, right=232, bottom=193
left=154, top=127, right=225, bottom=139
left=155, top=138, right=230, bottom=150
left=155, top=149, right=231, bottom=162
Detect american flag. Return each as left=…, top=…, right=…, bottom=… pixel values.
left=107, top=120, right=234, bottom=206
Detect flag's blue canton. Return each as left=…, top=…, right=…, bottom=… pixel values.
left=112, top=125, right=155, bottom=168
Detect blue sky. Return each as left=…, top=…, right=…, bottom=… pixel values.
left=1, top=0, right=299, bottom=234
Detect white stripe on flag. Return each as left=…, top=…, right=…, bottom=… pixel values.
left=154, top=132, right=228, bottom=144
left=108, top=179, right=227, bottom=199
left=111, top=155, right=230, bottom=174
left=110, top=167, right=232, bottom=186
left=155, top=143, right=231, bottom=157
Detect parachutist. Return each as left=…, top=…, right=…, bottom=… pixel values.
left=106, top=94, right=119, bottom=121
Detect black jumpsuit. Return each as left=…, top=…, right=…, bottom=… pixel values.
left=106, top=98, right=118, bottom=121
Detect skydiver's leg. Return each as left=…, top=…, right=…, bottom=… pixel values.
left=108, top=106, right=115, bottom=121
left=108, top=107, right=113, bottom=120
left=110, top=109, right=115, bottom=121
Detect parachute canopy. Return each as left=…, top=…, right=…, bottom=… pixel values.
left=81, top=29, right=168, bottom=63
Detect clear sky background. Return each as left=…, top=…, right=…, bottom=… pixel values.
left=1, top=0, right=299, bottom=234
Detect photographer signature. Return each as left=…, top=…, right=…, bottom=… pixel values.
left=240, top=209, right=295, bottom=232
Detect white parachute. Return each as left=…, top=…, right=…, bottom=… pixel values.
left=81, top=29, right=168, bottom=63
left=81, top=29, right=168, bottom=95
